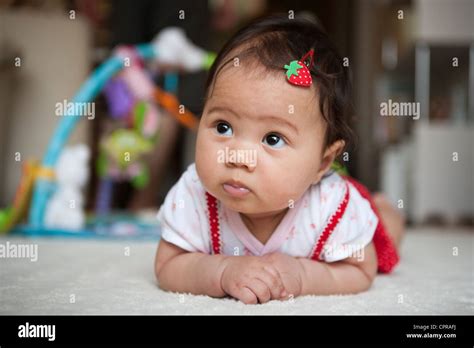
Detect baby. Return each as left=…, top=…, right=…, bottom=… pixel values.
left=154, top=15, right=404, bottom=304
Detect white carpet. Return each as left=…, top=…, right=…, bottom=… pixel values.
left=0, top=227, right=473, bottom=315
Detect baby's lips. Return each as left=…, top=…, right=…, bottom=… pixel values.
left=223, top=183, right=250, bottom=197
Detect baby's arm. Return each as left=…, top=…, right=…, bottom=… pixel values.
left=155, top=239, right=287, bottom=303
left=155, top=239, right=228, bottom=297
left=298, top=242, right=377, bottom=295
left=265, top=242, right=377, bottom=297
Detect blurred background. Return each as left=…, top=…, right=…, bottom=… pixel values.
left=0, top=0, right=473, bottom=230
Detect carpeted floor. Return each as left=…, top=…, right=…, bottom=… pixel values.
left=0, top=227, right=472, bottom=315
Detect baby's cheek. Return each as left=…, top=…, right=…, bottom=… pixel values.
left=262, top=171, right=306, bottom=208
left=272, top=156, right=317, bottom=201
left=196, top=135, right=218, bottom=187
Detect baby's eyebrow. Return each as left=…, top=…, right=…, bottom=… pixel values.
left=259, top=115, right=299, bottom=135
left=207, top=106, right=299, bottom=135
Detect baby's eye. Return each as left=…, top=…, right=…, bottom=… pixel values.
left=262, top=133, right=286, bottom=148
left=215, top=121, right=233, bottom=136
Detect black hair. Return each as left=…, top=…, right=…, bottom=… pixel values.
left=205, top=14, right=354, bottom=152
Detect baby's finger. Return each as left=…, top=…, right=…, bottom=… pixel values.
left=246, top=278, right=272, bottom=304
left=260, top=267, right=287, bottom=299
left=235, top=286, right=258, bottom=305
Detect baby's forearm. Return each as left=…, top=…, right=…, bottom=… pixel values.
left=298, top=258, right=374, bottom=295
left=157, top=252, right=229, bottom=297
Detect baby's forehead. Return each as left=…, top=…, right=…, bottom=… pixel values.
left=208, top=62, right=320, bottom=124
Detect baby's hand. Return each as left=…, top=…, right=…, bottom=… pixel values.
left=262, top=252, right=304, bottom=299
left=220, top=256, right=287, bottom=304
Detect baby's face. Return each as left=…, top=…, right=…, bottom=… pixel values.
left=196, top=64, right=328, bottom=216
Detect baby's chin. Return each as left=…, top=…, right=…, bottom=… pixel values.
left=207, top=185, right=257, bottom=212
left=220, top=197, right=263, bottom=214
left=210, top=186, right=285, bottom=215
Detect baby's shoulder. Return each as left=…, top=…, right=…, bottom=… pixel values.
left=175, top=163, right=206, bottom=198
left=303, top=172, right=376, bottom=223
left=157, top=163, right=211, bottom=253
left=181, top=162, right=201, bottom=184
left=157, top=163, right=208, bottom=221
left=305, top=172, right=347, bottom=209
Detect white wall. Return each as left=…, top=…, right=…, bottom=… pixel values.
left=412, top=123, right=474, bottom=222
left=0, top=10, right=91, bottom=205
left=415, top=0, right=474, bottom=43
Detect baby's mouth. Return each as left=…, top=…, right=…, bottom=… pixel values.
left=222, top=180, right=251, bottom=198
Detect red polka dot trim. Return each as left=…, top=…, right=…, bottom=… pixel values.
left=206, top=192, right=221, bottom=254
left=310, top=180, right=350, bottom=261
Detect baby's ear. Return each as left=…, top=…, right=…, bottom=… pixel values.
left=314, top=140, right=345, bottom=183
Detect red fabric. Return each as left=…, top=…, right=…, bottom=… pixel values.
left=206, top=192, right=221, bottom=254
left=310, top=181, right=350, bottom=260
left=343, top=176, right=400, bottom=273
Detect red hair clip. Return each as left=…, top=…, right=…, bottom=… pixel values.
left=284, top=49, right=314, bottom=87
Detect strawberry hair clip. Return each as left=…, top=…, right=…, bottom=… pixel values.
left=284, top=49, right=314, bottom=87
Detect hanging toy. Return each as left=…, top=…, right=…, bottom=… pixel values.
left=133, top=101, right=161, bottom=139
left=284, top=49, right=314, bottom=87
left=101, top=129, right=153, bottom=170
left=114, top=46, right=155, bottom=101
left=121, top=65, right=155, bottom=100
left=103, top=77, right=134, bottom=120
